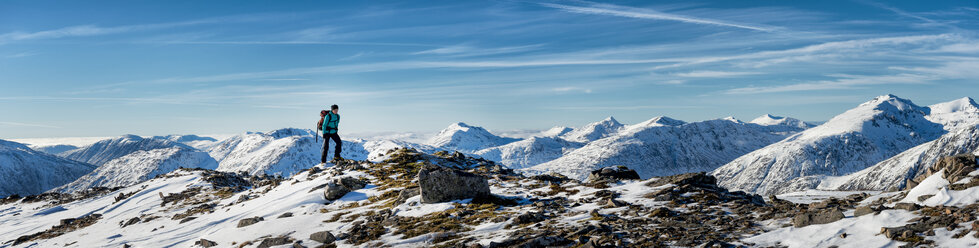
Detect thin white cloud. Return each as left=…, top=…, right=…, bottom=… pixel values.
left=723, top=73, right=934, bottom=94
left=413, top=44, right=545, bottom=57
left=652, top=34, right=957, bottom=70
left=0, top=121, right=61, bottom=129
left=552, top=87, right=592, bottom=94
left=672, top=70, right=761, bottom=78
left=4, top=52, right=37, bottom=58
left=0, top=12, right=306, bottom=44
left=540, top=2, right=776, bottom=32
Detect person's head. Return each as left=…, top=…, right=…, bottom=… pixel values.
left=320, top=110, right=327, bottom=117
left=331, top=104, right=339, bottom=114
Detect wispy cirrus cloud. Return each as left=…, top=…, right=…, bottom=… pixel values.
left=0, top=12, right=310, bottom=44
left=723, top=73, right=934, bottom=94
left=672, top=70, right=761, bottom=78
left=540, top=1, right=778, bottom=32
left=0, top=121, right=61, bottom=129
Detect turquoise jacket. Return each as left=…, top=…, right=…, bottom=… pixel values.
left=322, top=112, right=339, bottom=134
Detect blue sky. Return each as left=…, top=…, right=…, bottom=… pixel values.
left=1, top=0, right=978, bottom=138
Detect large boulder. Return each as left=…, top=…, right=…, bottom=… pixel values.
left=587, top=166, right=640, bottom=183
left=237, top=216, right=264, bottom=228
left=323, top=177, right=367, bottom=201
left=417, top=165, right=490, bottom=203
left=792, top=209, right=845, bottom=227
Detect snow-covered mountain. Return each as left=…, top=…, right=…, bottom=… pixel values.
left=53, top=146, right=218, bottom=193
left=426, top=122, right=520, bottom=152
left=523, top=116, right=803, bottom=180
left=750, top=114, right=814, bottom=129
left=152, top=134, right=220, bottom=150
left=540, top=126, right=573, bottom=137
left=60, top=135, right=193, bottom=166
left=829, top=124, right=979, bottom=191
left=559, top=117, right=625, bottom=142
left=712, top=95, right=953, bottom=195
left=208, top=128, right=369, bottom=176
left=925, top=97, right=979, bottom=131
left=0, top=139, right=96, bottom=197
left=475, top=136, right=584, bottom=169
left=29, top=144, right=79, bottom=155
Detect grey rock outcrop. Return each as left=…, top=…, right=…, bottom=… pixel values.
left=417, top=165, right=490, bottom=203
left=323, top=177, right=367, bottom=201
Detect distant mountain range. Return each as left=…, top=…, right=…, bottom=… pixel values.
left=1, top=94, right=977, bottom=197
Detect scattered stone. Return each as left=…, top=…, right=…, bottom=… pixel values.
left=12, top=214, right=102, bottom=245
left=587, top=166, right=641, bottom=183
left=893, top=202, right=921, bottom=211
left=854, top=206, right=876, bottom=217
left=278, top=212, right=294, bottom=219
left=120, top=217, right=141, bottom=228
left=530, top=173, right=572, bottom=184
left=792, top=209, right=845, bottom=227
left=195, top=238, right=218, bottom=247
left=310, top=231, right=336, bottom=244
left=646, top=172, right=715, bottom=187
left=237, top=216, right=264, bottom=228
left=512, top=212, right=548, bottom=225
left=323, top=177, right=367, bottom=201
left=257, top=236, right=292, bottom=248
left=417, top=165, right=491, bottom=203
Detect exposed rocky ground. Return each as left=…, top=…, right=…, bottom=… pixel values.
left=2, top=149, right=978, bottom=247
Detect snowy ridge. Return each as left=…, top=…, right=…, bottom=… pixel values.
left=152, top=134, right=220, bottom=150
left=828, top=124, right=979, bottom=191
left=0, top=139, right=96, bottom=197
left=426, top=122, right=520, bottom=152
left=925, top=97, right=979, bottom=131
left=540, top=126, right=573, bottom=137
left=29, top=144, right=79, bottom=155
left=475, top=136, right=584, bottom=169
left=559, top=116, right=625, bottom=142
left=208, top=128, right=369, bottom=176
left=524, top=117, right=803, bottom=180
left=60, top=135, right=193, bottom=166
left=749, top=114, right=813, bottom=129
left=53, top=147, right=218, bottom=193
left=712, top=95, right=953, bottom=195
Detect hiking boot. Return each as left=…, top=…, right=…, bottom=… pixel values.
left=331, top=157, right=343, bottom=163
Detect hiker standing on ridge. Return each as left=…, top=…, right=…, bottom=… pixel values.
left=317, top=104, right=342, bottom=163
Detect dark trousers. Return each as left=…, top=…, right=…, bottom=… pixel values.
left=322, top=133, right=342, bottom=163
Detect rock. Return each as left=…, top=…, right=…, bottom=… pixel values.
left=854, top=206, right=876, bottom=217
left=907, top=154, right=977, bottom=189
left=310, top=231, right=336, bottom=244
left=417, top=165, right=491, bottom=203
left=650, top=207, right=673, bottom=217
left=278, top=212, right=294, bottom=218
left=517, top=236, right=573, bottom=248
left=323, top=177, right=367, bottom=201
left=237, top=216, right=264, bottom=228
left=645, top=172, right=716, bottom=188
left=587, top=166, right=641, bottom=183
left=881, top=226, right=910, bottom=239
left=394, top=186, right=420, bottom=205
left=195, top=238, right=218, bottom=247
left=530, top=173, right=572, bottom=184
left=792, top=209, right=844, bottom=227
left=257, top=236, right=291, bottom=248
left=120, top=217, right=140, bottom=227
left=513, top=212, right=548, bottom=225
left=893, top=202, right=921, bottom=211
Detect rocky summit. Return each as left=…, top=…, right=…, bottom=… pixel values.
left=2, top=149, right=979, bottom=247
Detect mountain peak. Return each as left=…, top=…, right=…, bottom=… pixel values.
left=120, top=134, right=144, bottom=140
left=721, top=116, right=742, bottom=123
left=602, top=116, right=619, bottom=124
left=634, top=116, right=686, bottom=128
left=750, top=114, right=812, bottom=128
